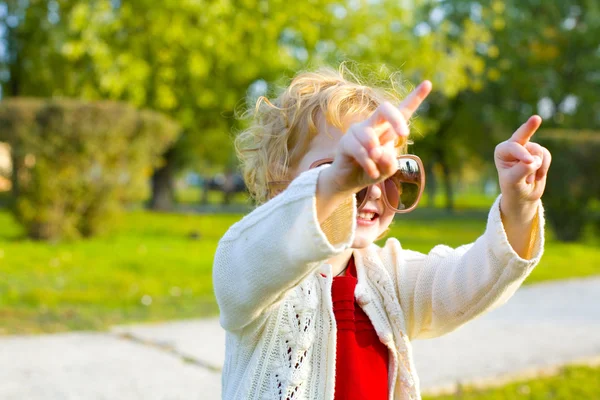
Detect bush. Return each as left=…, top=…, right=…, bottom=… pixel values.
left=539, top=136, right=600, bottom=242
left=0, top=98, right=180, bottom=240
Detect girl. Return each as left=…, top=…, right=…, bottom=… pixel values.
left=213, top=66, right=550, bottom=400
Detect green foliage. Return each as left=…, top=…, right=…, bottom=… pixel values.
left=2, top=0, right=598, bottom=227
left=537, top=136, right=600, bottom=241
left=413, top=0, right=600, bottom=218
left=439, top=0, right=600, bottom=134
left=1, top=0, right=497, bottom=175
left=329, top=2, right=491, bottom=96
left=478, top=0, right=600, bottom=242
left=423, top=364, right=600, bottom=399
left=317, top=2, right=498, bottom=210
left=2, top=0, right=343, bottom=171
left=0, top=98, right=180, bottom=240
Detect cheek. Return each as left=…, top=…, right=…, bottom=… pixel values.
left=379, top=211, right=395, bottom=230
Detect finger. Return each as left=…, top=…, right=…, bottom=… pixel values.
left=365, top=102, right=409, bottom=138
left=517, top=159, right=542, bottom=184
left=347, top=134, right=379, bottom=179
left=525, top=142, right=544, bottom=156
left=495, top=141, right=535, bottom=164
left=524, top=141, right=544, bottom=166
left=535, top=147, right=552, bottom=181
left=397, top=80, right=432, bottom=120
left=375, top=142, right=398, bottom=177
left=354, top=126, right=381, bottom=155
left=371, top=121, right=398, bottom=147
left=524, top=142, right=545, bottom=182
left=508, top=115, right=542, bottom=146
left=496, top=141, right=541, bottom=184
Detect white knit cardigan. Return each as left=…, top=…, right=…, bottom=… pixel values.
left=213, top=165, right=544, bottom=400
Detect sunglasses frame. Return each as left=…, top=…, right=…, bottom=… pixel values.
left=267, top=154, right=426, bottom=214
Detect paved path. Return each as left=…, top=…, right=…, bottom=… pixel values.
left=1, top=277, right=599, bottom=399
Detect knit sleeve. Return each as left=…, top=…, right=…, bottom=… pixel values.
left=391, top=195, right=545, bottom=340
left=212, top=165, right=356, bottom=332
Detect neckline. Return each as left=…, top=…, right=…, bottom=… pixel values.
left=333, top=255, right=357, bottom=279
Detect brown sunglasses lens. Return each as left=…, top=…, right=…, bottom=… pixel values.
left=389, top=158, right=422, bottom=211
left=385, top=179, right=420, bottom=211
left=356, top=157, right=422, bottom=212
left=311, top=157, right=423, bottom=213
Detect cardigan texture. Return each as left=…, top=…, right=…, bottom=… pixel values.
left=213, top=165, right=545, bottom=400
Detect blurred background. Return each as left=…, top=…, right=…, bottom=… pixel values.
left=0, top=0, right=599, bottom=399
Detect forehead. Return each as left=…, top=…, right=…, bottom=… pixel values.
left=305, top=113, right=366, bottom=158
left=296, top=122, right=344, bottom=174
left=308, top=125, right=343, bottom=157
left=293, top=112, right=370, bottom=176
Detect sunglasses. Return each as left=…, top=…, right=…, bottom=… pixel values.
left=267, top=155, right=425, bottom=214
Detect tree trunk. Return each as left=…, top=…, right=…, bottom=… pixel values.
left=150, top=148, right=176, bottom=211
left=439, top=156, right=454, bottom=212
left=201, top=177, right=210, bottom=205
left=7, top=26, right=21, bottom=97
left=9, top=152, right=19, bottom=205
left=221, top=171, right=235, bottom=206
left=429, top=94, right=464, bottom=213
left=7, top=26, right=21, bottom=205
left=424, top=161, right=436, bottom=208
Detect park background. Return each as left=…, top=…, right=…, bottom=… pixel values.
left=0, top=0, right=599, bottom=398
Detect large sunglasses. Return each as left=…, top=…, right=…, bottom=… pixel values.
left=267, top=155, right=425, bottom=214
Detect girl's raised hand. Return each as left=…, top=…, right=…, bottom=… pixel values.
left=329, top=81, right=432, bottom=193
left=494, top=116, right=552, bottom=211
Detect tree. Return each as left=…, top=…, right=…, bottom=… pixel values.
left=537, top=131, right=600, bottom=241
left=316, top=0, right=494, bottom=210
left=447, top=0, right=600, bottom=238
left=0, top=0, right=345, bottom=209
left=1, top=0, right=498, bottom=210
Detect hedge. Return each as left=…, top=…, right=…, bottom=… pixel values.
left=0, top=98, right=180, bottom=240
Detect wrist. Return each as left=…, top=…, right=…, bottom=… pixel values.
left=500, top=195, right=538, bottom=224
left=318, top=165, right=356, bottom=199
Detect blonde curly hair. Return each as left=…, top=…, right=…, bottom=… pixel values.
left=235, top=64, right=410, bottom=205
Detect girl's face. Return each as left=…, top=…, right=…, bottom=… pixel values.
left=292, top=120, right=395, bottom=249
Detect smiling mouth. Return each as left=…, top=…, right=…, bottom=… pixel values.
left=357, top=211, right=379, bottom=221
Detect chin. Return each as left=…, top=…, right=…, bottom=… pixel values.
left=351, top=235, right=377, bottom=249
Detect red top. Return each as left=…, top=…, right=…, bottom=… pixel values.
left=332, top=256, right=389, bottom=399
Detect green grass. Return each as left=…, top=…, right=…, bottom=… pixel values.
left=175, top=187, right=250, bottom=205
left=0, top=202, right=599, bottom=334
left=420, top=192, right=500, bottom=210
left=390, top=209, right=600, bottom=285
left=0, top=210, right=237, bottom=334
left=423, top=364, right=600, bottom=399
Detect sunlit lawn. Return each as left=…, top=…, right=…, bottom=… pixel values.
left=0, top=209, right=237, bottom=334
left=175, top=186, right=250, bottom=205
left=423, top=364, right=600, bottom=400
left=0, top=195, right=599, bottom=334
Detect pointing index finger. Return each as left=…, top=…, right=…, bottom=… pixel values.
left=509, top=115, right=542, bottom=145
left=398, top=80, right=432, bottom=120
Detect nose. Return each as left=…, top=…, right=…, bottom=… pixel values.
left=367, top=183, right=383, bottom=201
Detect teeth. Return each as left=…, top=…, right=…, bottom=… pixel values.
left=358, top=212, right=375, bottom=220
